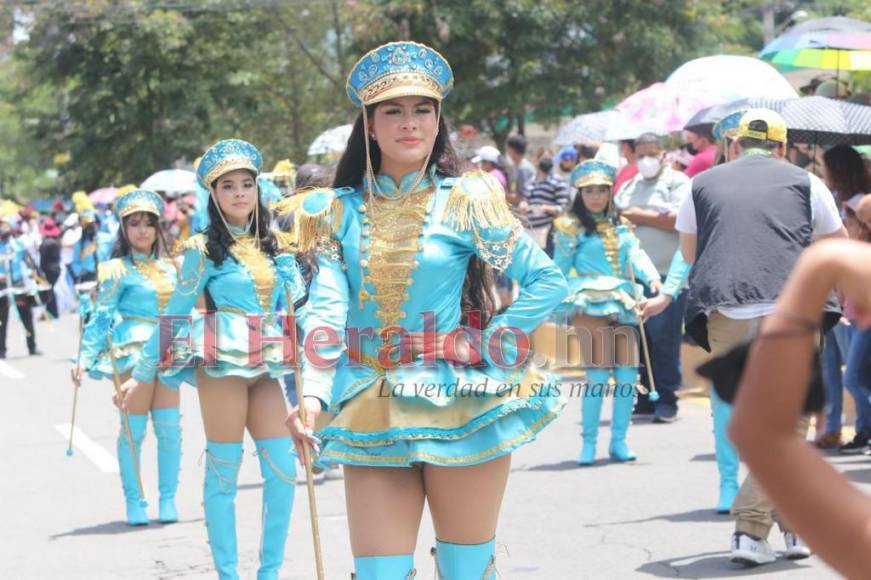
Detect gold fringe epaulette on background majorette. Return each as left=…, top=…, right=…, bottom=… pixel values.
left=444, top=170, right=516, bottom=232
left=552, top=214, right=581, bottom=237
left=97, top=259, right=127, bottom=283
left=272, top=229, right=298, bottom=253
left=180, top=233, right=208, bottom=255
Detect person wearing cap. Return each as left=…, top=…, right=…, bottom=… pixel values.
left=284, top=41, right=567, bottom=579
left=552, top=160, right=689, bottom=466
left=676, top=108, right=846, bottom=565
left=120, top=140, right=307, bottom=579
left=557, top=144, right=579, bottom=176
left=69, top=189, right=182, bottom=527
left=37, top=218, right=62, bottom=319
left=0, top=214, right=40, bottom=358
left=712, top=110, right=746, bottom=165
left=614, top=132, right=691, bottom=424
left=69, top=208, right=114, bottom=285
left=472, top=144, right=508, bottom=190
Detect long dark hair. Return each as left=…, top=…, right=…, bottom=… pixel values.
left=111, top=211, right=169, bottom=259
left=204, top=170, right=278, bottom=267
left=333, top=102, right=494, bottom=327
left=569, top=186, right=621, bottom=234
left=823, top=144, right=870, bottom=204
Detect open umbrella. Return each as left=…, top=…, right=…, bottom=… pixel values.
left=614, top=82, right=717, bottom=136
left=140, top=169, right=198, bottom=194
left=88, top=187, right=119, bottom=206
left=684, top=98, right=787, bottom=132
left=760, top=17, right=871, bottom=74
left=667, top=55, right=798, bottom=103
left=308, top=124, right=353, bottom=157
left=554, top=110, right=622, bottom=146
left=781, top=96, right=871, bottom=145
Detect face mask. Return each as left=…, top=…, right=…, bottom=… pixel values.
left=637, top=156, right=661, bottom=179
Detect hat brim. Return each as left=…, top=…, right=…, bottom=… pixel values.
left=574, top=176, right=613, bottom=189
left=202, top=159, right=259, bottom=190
left=363, top=85, right=443, bottom=107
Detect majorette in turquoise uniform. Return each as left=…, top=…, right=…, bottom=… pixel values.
left=551, top=160, right=690, bottom=466
left=125, top=140, right=306, bottom=580
left=74, top=188, right=182, bottom=526
left=283, top=41, right=568, bottom=579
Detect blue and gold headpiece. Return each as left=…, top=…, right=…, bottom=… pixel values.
left=570, top=160, right=617, bottom=189
left=115, top=188, right=164, bottom=219
left=197, top=139, right=263, bottom=191
left=346, top=41, right=453, bottom=108
left=713, top=110, right=747, bottom=142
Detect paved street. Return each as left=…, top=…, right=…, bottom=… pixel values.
left=2, top=312, right=868, bottom=579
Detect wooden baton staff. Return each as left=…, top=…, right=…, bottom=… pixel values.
left=627, top=262, right=660, bottom=402
left=285, top=288, right=325, bottom=580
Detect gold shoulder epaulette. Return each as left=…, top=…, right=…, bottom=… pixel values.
left=293, top=188, right=343, bottom=252
left=552, top=214, right=581, bottom=237
left=444, top=170, right=515, bottom=232
left=97, top=259, right=127, bottom=283
left=180, top=234, right=208, bottom=255
left=273, top=229, right=298, bottom=253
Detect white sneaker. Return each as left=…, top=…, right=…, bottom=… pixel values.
left=730, top=532, right=777, bottom=566
left=783, top=532, right=812, bottom=560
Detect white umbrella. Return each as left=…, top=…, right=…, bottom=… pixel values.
left=554, top=110, right=622, bottom=146
left=140, top=169, right=198, bottom=194
left=666, top=55, right=798, bottom=102
left=308, top=124, right=353, bottom=156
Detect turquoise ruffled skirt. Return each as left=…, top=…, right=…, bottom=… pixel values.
left=316, top=366, right=565, bottom=468
left=85, top=319, right=157, bottom=380
left=158, top=312, right=294, bottom=389
left=553, top=275, right=641, bottom=325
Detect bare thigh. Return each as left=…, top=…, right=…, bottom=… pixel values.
left=196, top=369, right=248, bottom=443
left=245, top=376, right=289, bottom=440
left=151, top=380, right=180, bottom=411
left=344, top=465, right=426, bottom=556
left=120, top=372, right=155, bottom=415
left=423, top=454, right=511, bottom=543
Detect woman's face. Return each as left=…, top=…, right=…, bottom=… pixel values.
left=125, top=212, right=157, bottom=254
left=580, top=184, right=612, bottom=214
left=370, top=96, right=439, bottom=172
left=214, top=169, right=257, bottom=226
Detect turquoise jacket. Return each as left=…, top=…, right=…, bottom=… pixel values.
left=70, top=232, right=114, bottom=279
left=295, top=170, right=569, bottom=411
left=79, top=253, right=177, bottom=379
left=0, top=238, right=32, bottom=288
left=131, top=229, right=306, bottom=388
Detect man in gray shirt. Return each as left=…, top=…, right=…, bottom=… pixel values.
left=614, top=132, right=690, bottom=423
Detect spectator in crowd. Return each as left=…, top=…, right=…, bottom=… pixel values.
left=614, top=132, right=690, bottom=424
left=524, top=156, right=570, bottom=249
left=817, top=144, right=871, bottom=450
left=557, top=145, right=579, bottom=177
left=677, top=109, right=845, bottom=564
left=506, top=134, right=536, bottom=198
left=684, top=126, right=718, bottom=177
left=472, top=145, right=508, bottom=190
left=38, top=218, right=62, bottom=319
left=576, top=142, right=599, bottom=164
left=613, top=139, right=638, bottom=193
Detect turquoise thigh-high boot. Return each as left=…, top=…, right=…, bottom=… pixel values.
left=353, top=554, right=416, bottom=579
left=610, top=367, right=639, bottom=462
left=118, top=413, right=149, bottom=526
left=579, top=368, right=611, bottom=465
left=151, top=407, right=181, bottom=524
left=434, top=538, right=497, bottom=580
left=711, top=389, right=739, bottom=513
left=255, top=437, right=296, bottom=580
left=204, top=441, right=243, bottom=580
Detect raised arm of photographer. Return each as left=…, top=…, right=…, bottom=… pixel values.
left=728, top=239, right=871, bottom=580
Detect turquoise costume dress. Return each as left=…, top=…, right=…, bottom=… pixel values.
left=314, top=40, right=564, bottom=580
left=551, top=160, right=691, bottom=466
left=131, top=140, right=303, bottom=580
left=295, top=170, right=567, bottom=469
left=77, top=189, right=183, bottom=527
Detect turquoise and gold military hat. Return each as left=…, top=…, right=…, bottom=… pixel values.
left=570, top=160, right=617, bottom=189
left=346, top=41, right=454, bottom=108
left=115, top=188, right=164, bottom=219
left=713, top=110, right=747, bottom=142
left=197, top=139, right=263, bottom=190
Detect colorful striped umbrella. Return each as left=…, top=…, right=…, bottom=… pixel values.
left=760, top=16, right=871, bottom=72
